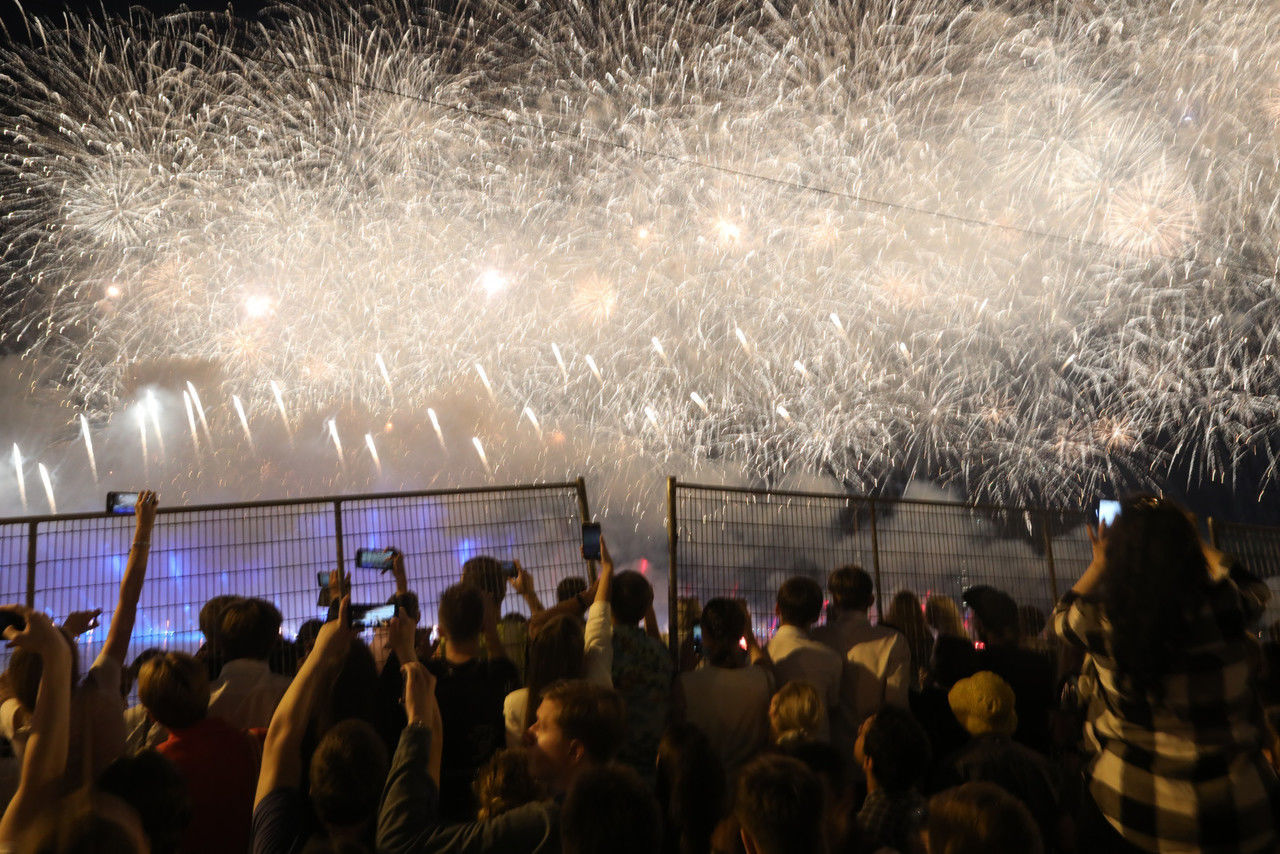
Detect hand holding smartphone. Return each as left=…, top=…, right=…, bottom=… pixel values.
left=581, top=523, right=602, bottom=561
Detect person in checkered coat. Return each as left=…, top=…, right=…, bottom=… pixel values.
left=1052, top=495, right=1279, bottom=854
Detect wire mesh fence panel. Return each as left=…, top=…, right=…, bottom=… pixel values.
left=670, top=484, right=875, bottom=642
left=0, top=522, right=31, bottom=672
left=1214, top=521, right=1280, bottom=633
left=338, top=484, right=591, bottom=628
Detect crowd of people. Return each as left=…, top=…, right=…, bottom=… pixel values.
left=0, top=490, right=1276, bottom=853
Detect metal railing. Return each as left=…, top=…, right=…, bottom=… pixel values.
left=0, top=480, right=592, bottom=668
left=1211, top=519, right=1280, bottom=633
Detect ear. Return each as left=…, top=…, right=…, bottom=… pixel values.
left=567, top=738, right=587, bottom=766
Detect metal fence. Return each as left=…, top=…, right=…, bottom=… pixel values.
left=1211, top=519, right=1280, bottom=634
left=0, top=480, right=592, bottom=670
left=665, top=478, right=1097, bottom=656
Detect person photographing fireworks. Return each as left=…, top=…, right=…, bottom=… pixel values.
left=1052, top=495, right=1278, bottom=853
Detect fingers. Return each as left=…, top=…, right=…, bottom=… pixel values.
left=337, top=595, right=350, bottom=629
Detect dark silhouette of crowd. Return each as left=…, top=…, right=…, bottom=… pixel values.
left=0, top=491, right=1276, bottom=853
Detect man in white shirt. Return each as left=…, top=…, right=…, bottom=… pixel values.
left=765, top=577, right=842, bottom=742
left=812, top=565, right=910, bottom=756
left=207, top=597, right=292, bottom=730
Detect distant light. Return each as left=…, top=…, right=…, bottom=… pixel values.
left=244, top=295, right=274, bottom=319
left=714, top=218, right=742, bottom=243
left=478, top=269, right=508, bottom=297
left=105, top=284, right=122, bottom=299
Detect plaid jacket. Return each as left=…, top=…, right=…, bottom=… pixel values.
left=1052, top=574, right=1279, bottom=853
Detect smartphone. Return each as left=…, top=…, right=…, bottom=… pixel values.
left=692, top=623, right=703, bottom=655
left=499, top=560, right=518, bottom=578
left=581, top=523, right=602, bottom=561
left=0, top=612, right=26, bottom=634
left=355, top=548, right=396, bottom=571
left=349, top=603, right=397, bottom=631
left=106, top=492, right=140, bottom=514
left=316, top=571, right=331, bottom=588
left=1097, top=500, right=1122, bottom=527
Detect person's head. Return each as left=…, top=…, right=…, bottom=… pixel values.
left=827, top=566, right=874, bottom=612
left=523, top=614, right=586, bottom=730
left=1101, top=495, right=1216, bottom=692
left=309, top=719, right=390, bottom=832
left=218, top=596, right=282, bottom=661
left=557, top=576, right=588, bottom=603
left=138, top=652, right=209, bottom=731
left=19, top=791, right=150, bottom=853
left=438, top=582, right=485, bottom=645
left=776, top=577, right=824, bottom=629
left=769, top=681, right=824, bottom=744
left=611, top=570, right=653, bottom=626
left=524, top=680, right=625, bottom=793
left=773, top=740, right=852, bottom=853
left=734, top=754, right=826, bottom=854
left=461, top=555, right=507, bottom=606
left=97, top=751, right=191, bottom=854
left=700, top=598, right=747, bottom=667
left=295, top=619, right=324, bottom=660
left=561, top=763, right=661, bottom=854
left=311, top=638, right=377, bottom=737
left=474, top=748, right=541, bottom=822
left=926, top=782, right=1043, bottom=854
left=961, top=586, right=1019, bottom=645
left=6, top=625, right=79, bottom=713
left=198, top=595, right=243, bottom=646
left=656, top=723, right=727, bottom=854
left=884, top=591, right=928, bottom=638
left=924, top=595, right=966, bottom=638
left=947, top=671, right=1017, bottom=737
left=855, top=706, right=932, bottom=796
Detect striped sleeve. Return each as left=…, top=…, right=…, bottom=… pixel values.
left=1051, top=591, right=1108, bottom=656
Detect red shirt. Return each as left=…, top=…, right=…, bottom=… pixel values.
left=157, top=717, right=262, bottom=854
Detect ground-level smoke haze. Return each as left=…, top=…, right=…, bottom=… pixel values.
left=3, top=0, right=1280, bottom=526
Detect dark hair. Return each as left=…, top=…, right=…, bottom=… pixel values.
left=523, top=614, right=586, bottom=732
left=562, top=764, right=661, bottom=854
left=19, top=791, right=149, bottom=853
left=309, top=719, right=390, bottom=828
left=557, top=576, right=588, bottom=603
left=461, top=556, right=507, bottom=606
left=927, top=782, right=1043, bottom=854
left=439, top=582, right=485, bottom=644
left=777, top=577, right=824, bottom=627
left=656, top=723, right=727, bottom=854
left=138, top=653, right=210, bottom=730
left=7, top=629, right=80, bottom=711
left=219, top=597, right=282, bottom=661
left=611, top=571, right=653, bottom=626
left=295, top=619, right=324, bottom=654
left=827, top=566, right=874, bottom=611
left=541, top=681, right=626, bottom=763
left=701, top=598, right=747, bottom=667
left=313, top=638, right=379, bottom=737
left=97, top=751, right=192, bottom=854
left=474, top=748, right=540, bottom=822
left=122, top=648, right=165, bottom=700
left=774, top=739, right=848, bottom=799
left=734, top=755, right=826, bottom=854
left=862, top=706, right=932, bottom=795
left=198, top=595, right=243, bottom=645
left=1102, top=495, right=1214, bottom=694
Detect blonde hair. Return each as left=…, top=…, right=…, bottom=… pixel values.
left=474, top=748, right=540, bottom=821
left=925, top=595, right=967, bottom=639
left=138, top=652, right=209, bottom=730
left=769, top=681, right=824, bottom=744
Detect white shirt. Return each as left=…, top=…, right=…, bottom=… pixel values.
left=680, top=664, right=773, bottom=779
left=504, top=600, right=613, bottom=747
left=207, top=658, right=292, bottom=730
left=766, top=624, right=843, bottom=741
left=812, top=609, right=910, bottom=753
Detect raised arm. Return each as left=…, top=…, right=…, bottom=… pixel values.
left=742, top=604, right=775, bottom=678
left=583, top=538, right=614, bottom=686
left=255, top=598, right=353, bottom=807
left=507, top=563, right=544, bottom=616
left=0, top=609, right=73, bottom=844
left=97, top=490, right=158, bottom=669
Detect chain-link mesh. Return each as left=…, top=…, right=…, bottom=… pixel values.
left=1214, top=520, right=1280, bottom=634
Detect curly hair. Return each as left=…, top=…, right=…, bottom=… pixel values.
left=1102, top=495, right=1213, bottom=695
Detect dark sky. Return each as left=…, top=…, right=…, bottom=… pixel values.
left=2, top=0, right=271, bottom=39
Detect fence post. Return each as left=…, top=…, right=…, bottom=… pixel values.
left=667, top=477, right=679, bottom=662
left=26, top=521, right=37, bottom=609
left=868, top=498, right=884, bottom=623
left=333, top=499, right=345, bottom=582
left=576, top=476, right=597, bottom=584
left=1040, top=510, right=1060, bottom=602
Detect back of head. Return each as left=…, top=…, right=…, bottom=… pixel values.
left=7, top=629, right=79, bottom=711
left=701, top=598, right=746, bottom=647
left=884, top=591, right=928, bottom=638
left=314, top=638, right=379, bottom=736
left=1102, top=495, right=1211, bottom=691
left=439, top=582, right=485, bottom=644
left=461, top=556, right=507, bottom=606
left=309, top=719, right=390, bottom=829
left=557, top=576, right=588, bottom=603
left=473, top=748, right=540, bottom=822
left=541, top=680, right=626, bottom=763
left=924, top=595, right=966, bottom=638
left=219, top=597, right=282, bottom=661
left=656, top=723, right=726, bottom=854
left=97, top=751, right=192, bottom=854
left=777, top=576, right=824, bottom=628
left=960, top=586, right=1019, bottom=644
left=827, top=566, right=874, bottom=612
left=926, top=782, right=1043, bottom=854
left=611, top=571, right=653, bottom=626
left=524, top=615, right=586, bottom=730
left=562, top=763, right=661, bottom=854
left=199, top=595, right=244, bottom=646
left=769, top=681, right=824, bottom=744
left=861, top=706, right=932, bottom=795
left=734, top=754, right=826, bottom=854
left=773, top=740, right=848, bottom=800
left=20, top=791, right=150, bottom=854
left=138, top=652, right=210, bottom=731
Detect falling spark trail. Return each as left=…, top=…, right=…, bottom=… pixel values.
left=584, top=355, right=603, bottom=384
left=474, top=363, right=495, bottom=400
left=232, top=395, right=256, bottom=451
left=11, top=445, right=27, bottom=513
left=146, top=391, right=166, bottom=459
left=690, top=392, right=710, bottom=414
left=269, top=380, right=293, bottom=439
left=37, top=464, right=55, bottom=514
left=79, top=415, right=99, bottom=484
left=551, top=344, right=568, bottom=383
left=327, top=419, right=344, bottom=466
left=471, top=436, right=492, bottom=475
left=182, top=391, right=202, bottom=462
left=427, top=408, right=446, bottom=449
left=185, top=383, right=211, bottom=441
left=375, top=353, right=394, bottom=397
left=365, top=432, right=382, bottom=476
left=522, top=406, right=543, bottom=438
left=136, top=410, right=149, bottom=478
